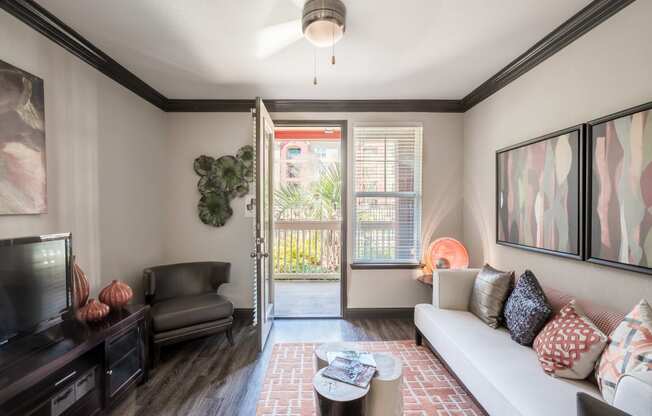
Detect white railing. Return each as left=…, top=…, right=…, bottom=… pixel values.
left=273, top=220, right=341, bottom=279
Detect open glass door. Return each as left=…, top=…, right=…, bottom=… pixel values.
left=253, top=97, right=274, bottom=351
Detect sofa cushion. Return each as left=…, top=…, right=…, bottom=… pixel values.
left=534, top=300, right=608, bottom=379
left=152, top=293, right=233, bottom=332
left=415, top=304, right=601, bottom=416
left=596, top=300, right=652, bottom=404
left=468, top=264, right=514, bottom=328
left=504, top=270, right=552, bottom=346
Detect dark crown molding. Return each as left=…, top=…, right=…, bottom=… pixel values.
left=1, top=0, right=636, bottom=113
left=461, top=0, right=635, bottom=111
left=0, top=0, right=167, bottom=110
left=166, top=99, right=464, bottom=113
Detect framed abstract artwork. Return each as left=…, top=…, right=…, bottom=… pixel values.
left=0, top=59, right=46, bottom=214
left=496, top=125, right=584, bottom=259
left=587, top=102, right=652, bottom=275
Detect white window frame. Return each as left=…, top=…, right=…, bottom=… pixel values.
left=352, top=123, right=423, bottom=265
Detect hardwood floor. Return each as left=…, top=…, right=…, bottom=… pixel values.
left=111, top=318, right=414, bottom=416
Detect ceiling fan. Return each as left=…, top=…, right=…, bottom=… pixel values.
left=256, top=0, right=347, bottom=84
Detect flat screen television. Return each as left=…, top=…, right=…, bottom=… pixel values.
left=0, top=233, right=72, bottom=346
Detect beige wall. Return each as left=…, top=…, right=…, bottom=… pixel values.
left=163, top=113, right=254, bottom=308
left=463, top=1, right=652, bottom=313
left=0, top=12, right=166, bottom=300
left=165, top=112, right=464, bottom=308
left=6, top=1, right=650, bottom=314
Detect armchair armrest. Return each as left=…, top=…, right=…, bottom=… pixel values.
left=209, top=262, right=231, bottom=288
left=432, top=269, right=480, bottom=311
left=614, top=372, right=652, bottom=416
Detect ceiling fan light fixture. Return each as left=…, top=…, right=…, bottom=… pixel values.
left=302, top=0, right=346, bottom=48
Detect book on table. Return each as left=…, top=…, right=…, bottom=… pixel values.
left=322, top=357, right=376, bottom=388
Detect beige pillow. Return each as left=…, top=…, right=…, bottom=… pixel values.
left=533, top=300, right=608, bottom=379
left=468, top=264, right=514, bottom=328
left=596, top=299, right=652, bottom=404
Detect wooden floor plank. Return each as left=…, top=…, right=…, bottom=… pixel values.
left=111, top=318, right=413, bottom=416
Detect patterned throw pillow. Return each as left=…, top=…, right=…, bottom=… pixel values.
left=544, top=287, right=625, bottom=336
left=503, top=270, right=552, bottom=346
left=596, top=299, right=652, bottom=404
left=533, top=300, right=608, bottom=379
left=468, top=264, right=514, bottom=328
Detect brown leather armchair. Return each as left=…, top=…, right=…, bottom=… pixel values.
left=143, top=262, right=234, bottom=366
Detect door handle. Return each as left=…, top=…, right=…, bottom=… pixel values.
left=250, top=252, right=269, bottom=260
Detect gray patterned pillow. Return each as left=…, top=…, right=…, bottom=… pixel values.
left=469, top=264, right=514, bottom=328
left=503, top=270, right=552, bottom=346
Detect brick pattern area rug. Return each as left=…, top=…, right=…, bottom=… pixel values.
left=256, top=340, right=486, bottom=416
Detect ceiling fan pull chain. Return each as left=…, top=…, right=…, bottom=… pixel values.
left=331, top=24, right=336, bottom=65
left=313, top=47, right=318, bottom=85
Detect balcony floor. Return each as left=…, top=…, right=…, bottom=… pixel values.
left=273, top=280, right=341, bottom=317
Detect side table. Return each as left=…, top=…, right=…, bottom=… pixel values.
left=313, top=343, right=404, bottom=416
left=313, top=368, right=369, bottom=416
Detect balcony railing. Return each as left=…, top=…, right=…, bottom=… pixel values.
left=273, top=220, right=341, bottom=280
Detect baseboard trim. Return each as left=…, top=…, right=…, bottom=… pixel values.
left=416, top=325, right=490, bottom=415
left=345, top=307, right=414, bottom=319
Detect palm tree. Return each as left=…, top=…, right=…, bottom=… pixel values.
left=274, top=182, right=311, bottom=221
left=312, top=163, right=341, bottom=221
left=273, top=163, right=341, bottom=272
left=274, top=163, right=341, bottom=221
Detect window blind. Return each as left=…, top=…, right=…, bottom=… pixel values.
left=353, top=126, right=422, bottom=264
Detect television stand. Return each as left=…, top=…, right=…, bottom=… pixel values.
left=0, top=323, right=65, bottom=373
left=0, top=305, right=149, bottom=416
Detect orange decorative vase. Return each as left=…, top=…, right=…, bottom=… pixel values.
left=79, top=299, right=110, bottom=322
left=72, top=255, right=90, bottom=308
left=99, top=280, right=133, bottom=309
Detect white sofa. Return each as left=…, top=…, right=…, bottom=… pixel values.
left=414, top=269, right=604, bottom=416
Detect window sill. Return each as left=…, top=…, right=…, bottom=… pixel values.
left=350, top=263, right=422, bottom=270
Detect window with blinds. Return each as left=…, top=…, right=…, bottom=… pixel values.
left=353, top=126, right=422, bottom=264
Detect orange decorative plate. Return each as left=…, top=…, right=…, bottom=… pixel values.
left=426, top=238, right=469, bottom=270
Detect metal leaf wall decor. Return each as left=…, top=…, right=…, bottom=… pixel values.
left=194, top=145, right=254, bottom=227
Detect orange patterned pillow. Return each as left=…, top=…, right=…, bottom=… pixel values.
left=596, top=299, right=652, bottom=404
left=533, top=300, right=608, bottom=379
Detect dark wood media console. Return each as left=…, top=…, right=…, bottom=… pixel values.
left=0, top=305, right=149, bottom=416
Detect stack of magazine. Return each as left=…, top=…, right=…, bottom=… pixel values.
left=322, top=351, right=377, bottom=388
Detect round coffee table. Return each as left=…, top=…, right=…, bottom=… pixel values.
left=313, top=343, right=404, bottom=416
left=313, top=368, right=369, bottom=416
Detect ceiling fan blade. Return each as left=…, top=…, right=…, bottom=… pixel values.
left=256, top=19, right=303, bottom=59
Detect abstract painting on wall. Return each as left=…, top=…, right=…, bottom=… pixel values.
left=496, top=126, right=583, bottom=259
left=588, top=102, right=652, bottom=274
left=0, top=59, right=46, bottom=215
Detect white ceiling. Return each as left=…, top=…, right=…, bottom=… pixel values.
left=39, top=0, right=591, bottom=100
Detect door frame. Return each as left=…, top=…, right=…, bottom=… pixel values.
left=255, top=98, right=275, bottom=350
left=272, top=119, right=348, bottom=318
